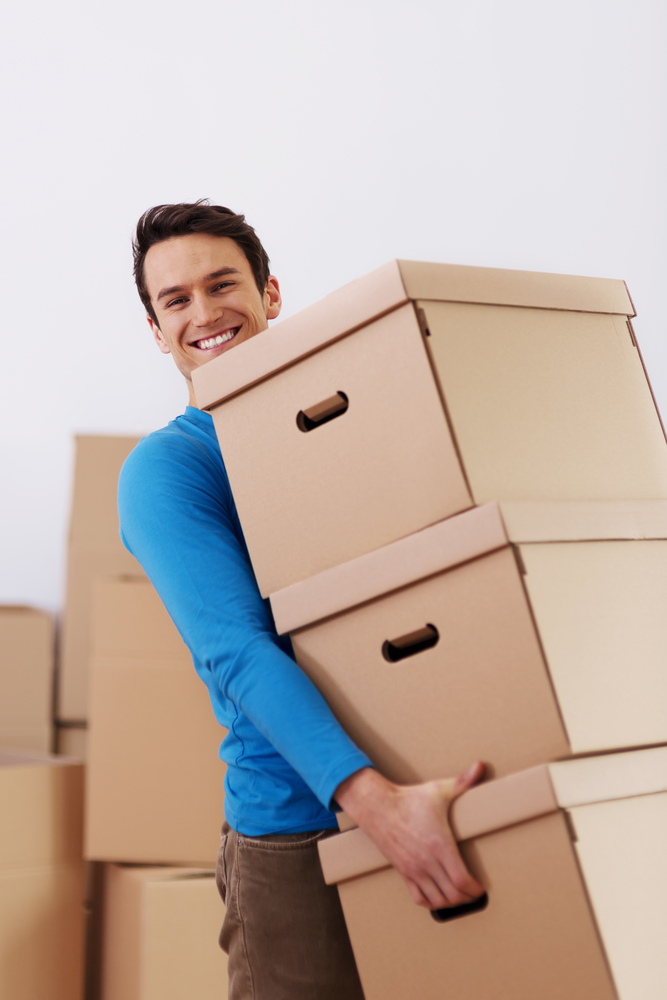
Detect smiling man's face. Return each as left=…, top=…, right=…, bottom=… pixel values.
left=143, top=233, right=281, bottom=404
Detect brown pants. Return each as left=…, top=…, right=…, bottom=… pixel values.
left=216, top=823, right=366, bottom=1000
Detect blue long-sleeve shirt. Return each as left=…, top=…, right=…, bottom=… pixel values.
left=117, top=405, right=372, bottom=836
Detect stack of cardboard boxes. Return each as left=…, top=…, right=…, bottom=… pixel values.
left=193, top=259, right=667, bottom=1000
left=57, top=434, right=144, bottom=754
left=0, top=749, right=85, bottom=1000
left=0, top=435, right=229, bottom=998
left=0, top=607, right=54, bottom=754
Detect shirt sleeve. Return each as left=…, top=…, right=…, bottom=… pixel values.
left=117, top=427, right=372, bottom=811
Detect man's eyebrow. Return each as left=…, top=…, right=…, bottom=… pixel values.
left=156, top=267, right=242, bottom=303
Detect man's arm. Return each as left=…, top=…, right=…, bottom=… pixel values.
left=118, top=425, right=373, bottom=814
left=334, top=762, right=486, bottom=909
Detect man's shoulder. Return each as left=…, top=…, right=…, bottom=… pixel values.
left=120, top=409, right=227, bottom=497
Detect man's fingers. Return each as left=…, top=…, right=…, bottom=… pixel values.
left=451, top=759, right=485, bottom=799
left=402, top=875, right=431, bottom=908
left=427, top=850, right=485, bottom=905
left=405, top=866, right=480, bottom=910
left=433, top=836, right=485, bottom=900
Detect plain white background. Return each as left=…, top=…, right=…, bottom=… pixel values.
left=1, top=0, right=665, bottom=610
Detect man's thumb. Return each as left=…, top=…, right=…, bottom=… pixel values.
left=452, top=759, right=485, bottom=799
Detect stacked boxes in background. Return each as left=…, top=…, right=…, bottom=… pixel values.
left=100, top=865, right=227, bottom=1000
left=193, top=259, right=667, bottom=999
left=0, top=749, right=86, bottom=1000
left=84, top=575, right=229, bottom=997
left=0, top=607, right=54, bottom=753
left=85, top=576, right=227, bottom=866
left=0, top=434, right=230, bottom=997
left=57, top=434, right=144, bottom=742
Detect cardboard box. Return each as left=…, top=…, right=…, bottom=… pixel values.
left=85, top=578, right=227, bottom=865
left=271, top=501, right=667, bottom=782
left=100, top=864, right=227, bottom=1000
left=192, top=260, right=667, bottom=596
left=0, top=606, right=54, bottom=753
left=319, top=745, right=667, bottom=1000
left=59, top=435, right=144, bottom=721
left=0, top=749, right=86, bottom=1000
left=56, top=724, right=88, bottom=759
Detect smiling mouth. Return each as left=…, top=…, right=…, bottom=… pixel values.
left=194, top=327, right=240, bottom=350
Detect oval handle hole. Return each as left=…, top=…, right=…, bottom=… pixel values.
left=296, top=392, right=349, bottom=432
left=431, top=892, right=488, bottom=923
left=382, top=624, right=439, bottom=663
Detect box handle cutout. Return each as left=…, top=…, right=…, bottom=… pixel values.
left=382, top=624, right=439, bottom=663
left=431, top=893, right=488, bottom=923
left=297, top=392, right=349, bottom=432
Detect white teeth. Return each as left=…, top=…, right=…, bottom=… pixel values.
left=197, top=329, right=238, bottom=349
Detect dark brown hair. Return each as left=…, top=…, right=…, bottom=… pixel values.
left=133, top=200, right=271, bottom=325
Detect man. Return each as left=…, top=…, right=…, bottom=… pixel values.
left=119, top=200, right=484, bottom=999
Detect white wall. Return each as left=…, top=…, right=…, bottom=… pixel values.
left=1, top=0, right=665, bottom=609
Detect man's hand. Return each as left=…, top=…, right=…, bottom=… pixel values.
left=333, top=762, right=485, bottom=910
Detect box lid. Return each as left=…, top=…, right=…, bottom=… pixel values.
left=271, top=500, right=667, bottom=635
left=270, top=502, right=507, bottom=635
left=320, top=746, right=667, bottom=886
left=549, top=745, right=667, bottom=809
left=192, top=260, right=634, bottom=410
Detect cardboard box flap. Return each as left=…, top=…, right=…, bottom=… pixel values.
left=319, top=764, right=557, bottom=885
left=192, top=260, right=407, bottom=409
left=271, top=502, right=506, bottom=635
left=499, top=500, right=667, bottom=543
left=549, top=745, right=667, bottom=809
left=398, top=260, right=634, bottom=316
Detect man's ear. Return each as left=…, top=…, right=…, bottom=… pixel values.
left=148, top=315, right=171, bottom=355
left=264, top=276, right=282, bottom=321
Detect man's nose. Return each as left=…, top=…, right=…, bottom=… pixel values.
left=191, top=293, right=220, bottom=327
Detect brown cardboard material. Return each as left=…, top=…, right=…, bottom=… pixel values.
left=0, top=606, right=53, bottom=753
left=192, top=261, right=665, bottom=596
left=100, top=864, right=227, bottom=1000
left=0, top=750, right=86, bottom=1000
left=274, top=502, right=667, bottom=779
left=518, top=538, right=667, bottom=753
left=422, top=301, right=667, bottom=502
left=85, top=579, right=227, bottom=865
left=59, top=435, right=144, bottom=721
left=206, top=303, right=472, bottom=595
left=319, top=746, right=667, bottom=1000
left=56, top=725, right=88, bottom=759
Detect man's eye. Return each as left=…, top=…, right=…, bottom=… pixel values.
left=213, top=281, right=233, bottom=292
left=167, top=296, right=188, bottom=307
